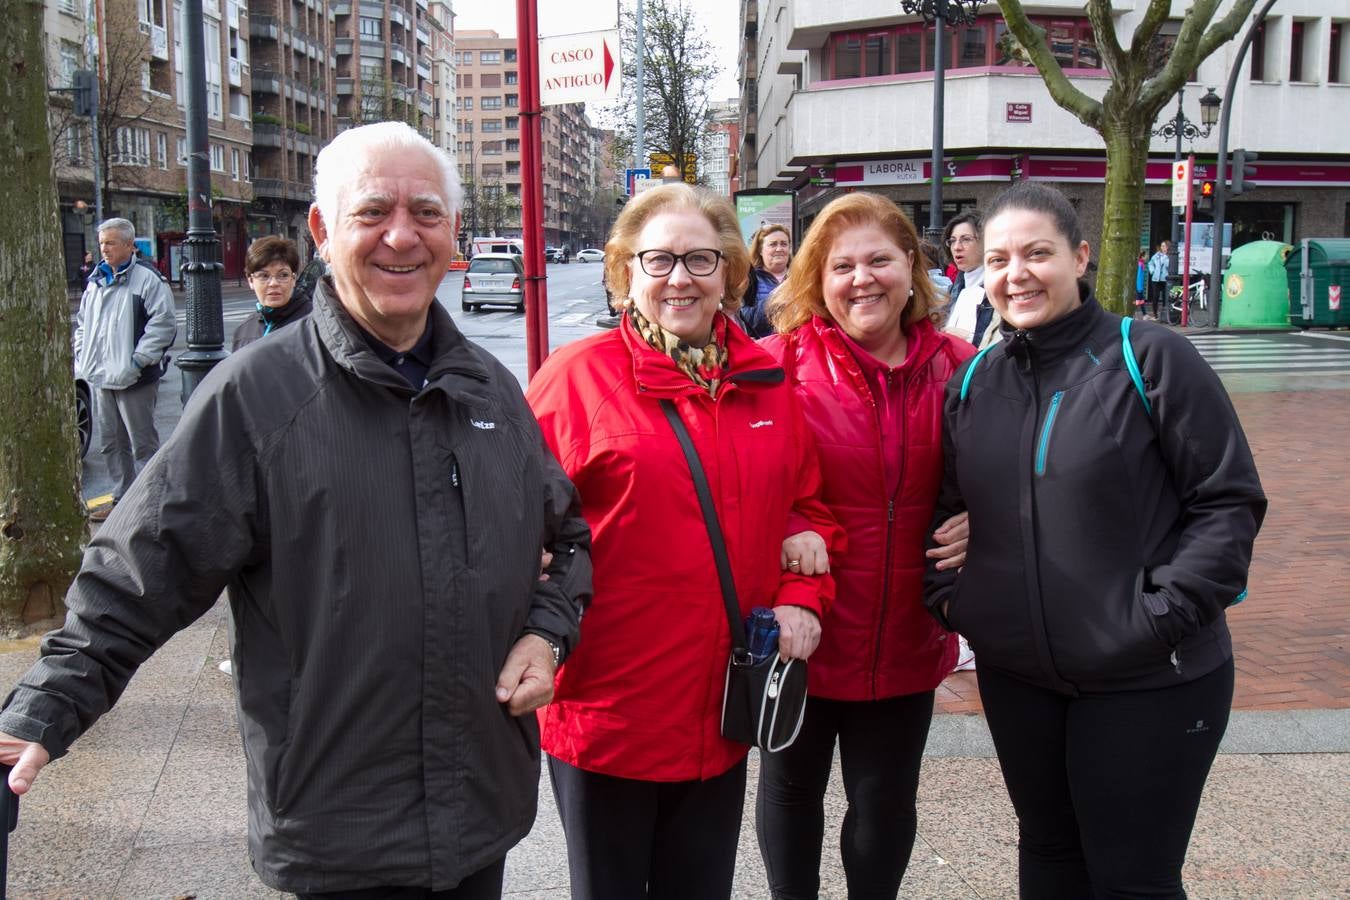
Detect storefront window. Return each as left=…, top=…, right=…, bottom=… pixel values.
left=897, top=30, right=923, bottom=73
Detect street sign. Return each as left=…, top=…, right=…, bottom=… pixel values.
left=632, top=175, right=657, bottom=194
left=540, top=29, right=620, bottom=106
left=1171, top=159, right=1192, bottom=208
left=624, top=167, right=652, bottom=195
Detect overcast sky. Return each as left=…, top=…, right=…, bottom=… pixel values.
left=454, top=0, right=742, bottom=103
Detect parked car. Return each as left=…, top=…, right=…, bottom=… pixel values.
left=576, top=248, right=604, bottom=263
left=75, top=377, right=92, bottom=458
left=546, top=246, right=569, bottom=264
left=462, top=253, right=525, bottom=313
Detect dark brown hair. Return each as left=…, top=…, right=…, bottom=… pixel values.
left=245, top=235, right=300, bottom=276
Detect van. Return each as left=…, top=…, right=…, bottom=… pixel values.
left=470, top=237, right=524, bottom=257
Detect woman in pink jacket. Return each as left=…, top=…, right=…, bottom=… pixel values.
left=527, top=183, right=840, bottom=900
left=757, top=193, right=973, bottom=899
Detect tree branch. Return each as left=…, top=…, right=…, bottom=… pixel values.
left=1084, top=0, right=1127, bottom=78
left=997, top=0, right=1103, bottom=129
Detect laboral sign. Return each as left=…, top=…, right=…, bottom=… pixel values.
left=540, top=29, right=621, bottom=106
left=837, top=159, right=925, bottom=186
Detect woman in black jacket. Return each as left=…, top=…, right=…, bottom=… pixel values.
left=924, top=183, right=1266, bottom=899
left=739, top=224, right=792, bottom=338
left=233, top=236, right=315, bottom=350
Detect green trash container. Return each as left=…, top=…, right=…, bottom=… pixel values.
left=1287, top=238, right=1350, bottom=328
left=1219, top=241, right=1292, bottom=328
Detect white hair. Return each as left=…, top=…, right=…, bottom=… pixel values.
left=312, top=122, right=462, bottom=231
left=97, top=218, right=136, bottom=241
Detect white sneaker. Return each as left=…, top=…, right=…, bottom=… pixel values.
left=218, top=659, right=233, bottom=676
left=953, top=635, right=976, bottom=672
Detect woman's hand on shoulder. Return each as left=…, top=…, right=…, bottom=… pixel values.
left=926, top=511, right=969, bottom=571
left=781, top=530, right=829, bottom=575
left=773, top=605, right=821, bottom=661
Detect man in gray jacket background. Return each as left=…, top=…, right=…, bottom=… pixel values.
left=0, top=122, right=592, bottom=899
left=74, top=217, right=177, bottom=520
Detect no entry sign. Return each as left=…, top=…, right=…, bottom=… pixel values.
left=540, top=29, right=621, bottom=106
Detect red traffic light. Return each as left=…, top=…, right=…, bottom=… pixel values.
left=1200, top=180, right=1215, bottom=198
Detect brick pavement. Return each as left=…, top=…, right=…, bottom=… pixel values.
left=936, top=388, right=1350, bottom=715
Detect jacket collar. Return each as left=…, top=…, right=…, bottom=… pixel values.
left=621, top=310, right=783, bottom=398
left=807, top=314, right=945, bottom=391
left=999, top=282, right=1100, bottom=371
left=312, top=280, right=493, bottom=405
left=255, top=292, right=313, bottom=329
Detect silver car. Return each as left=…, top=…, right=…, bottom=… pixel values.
left=461, top=253, right=525, bottom=313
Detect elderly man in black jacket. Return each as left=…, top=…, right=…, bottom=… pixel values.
left=0, top=122, right=592, bottom=899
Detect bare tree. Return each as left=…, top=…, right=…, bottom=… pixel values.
left=600, top=0, right=719, bottom=180
left=998, top=0, right=1256, bottom=313
left=0, top=2, right=86, bottom=630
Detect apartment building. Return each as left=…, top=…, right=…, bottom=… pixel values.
left=744, top=0, right=1350, bottom=251
left=705, top=99, right=741, bottom=198
left=247, top=0, right=336, bottom=255
left=454, top=29, right=596, bottom=250
left=332, top=0, right=441, bottom=146
left=49, top=0, right=254, bottom=280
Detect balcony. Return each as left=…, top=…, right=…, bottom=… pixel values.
left=416, top=0, right=428, bottom=10
left=417, top=26, right=430, bottom=45
left=250, top=15, right=280, bottom=40
left=253, top=123, right=284, bottom=148
left=336, top=77, right=353, bottom=96
left=359, top=1, right=383, bottom=14
left=335, top=38, right=353, bottom=55
left=417, top=61, right=431, bottom=80
left=251, top=68, right=281, bottom=93
left=332, top=0, right=351, bottom=13
left=391, top=45, right=410, bottom=67
left=418, top=91, right=433, bottom=113
left=360, top=40, right=384, bottom=58
left=389, top=6, right=411, bottom=30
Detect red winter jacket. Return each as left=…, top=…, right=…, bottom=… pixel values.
left=761, top=316, right=974, bottom=701
left=526, top=314, right=841, bottom=782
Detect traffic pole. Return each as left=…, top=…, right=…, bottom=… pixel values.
left=517, top=0, right=550, bottom=377
left=1182, top=152, right=1195, bottom=328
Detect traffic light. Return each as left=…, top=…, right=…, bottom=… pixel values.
left=1198, top=180, right=1215, bottom=211
left=72, top=70, right=96, bottom=118
left=1231, top=148, right=1258, bottom=196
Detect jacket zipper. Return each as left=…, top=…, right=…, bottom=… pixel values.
left=1035, top=391, right=1064, bottom=477
left=871, top=372, right=906, bottom=699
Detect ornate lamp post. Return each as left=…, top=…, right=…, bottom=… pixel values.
left=1152, top=86, right=1221, bottom=309
left=900, top=0, right=981, bottom=238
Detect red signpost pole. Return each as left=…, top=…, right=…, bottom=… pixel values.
left=1182, top=152, right=1195, bottom=328
left=516, top=0, right=550, bottom=377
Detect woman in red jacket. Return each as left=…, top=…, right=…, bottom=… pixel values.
left=526, top=183, right=840, bottom=900
left=757, top=192, right=974, bottom=899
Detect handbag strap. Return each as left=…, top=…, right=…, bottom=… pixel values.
left=659, top=399, right=752, bottom=663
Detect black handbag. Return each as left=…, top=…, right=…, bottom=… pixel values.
left=660, top=400, right=809, bottom=753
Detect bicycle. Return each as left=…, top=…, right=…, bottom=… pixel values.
left=1169, top=275, right=1210, bottom=327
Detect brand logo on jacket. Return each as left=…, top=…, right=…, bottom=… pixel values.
left=471, top=419, right=496, bottom=430
left=749, top=420, right=774, bottom=429
left=1186, top=719, right=1210, bottom=734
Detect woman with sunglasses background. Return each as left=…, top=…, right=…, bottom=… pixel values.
left=526, top=183, right=841, bottom=900
left=233, top=236, right=313, bottom=350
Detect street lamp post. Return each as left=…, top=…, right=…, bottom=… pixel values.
left=1152, top=86, right=1220, bottom=318
left=900, top=0, right=980, bottom=238
left=175, top=0, right=226, bottom=401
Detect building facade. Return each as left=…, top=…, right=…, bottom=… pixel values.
left=49, top=0, right=255, bottom=280
left=333, top=0, right=442, bottom=144
left=743, top=0, right=1350, bottom=258
left=453, top=29, right=596, bottom=250
left=705, top=98, right=741, bottom=198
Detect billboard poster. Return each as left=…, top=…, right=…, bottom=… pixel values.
left=734, top=189, right=795, bottom=245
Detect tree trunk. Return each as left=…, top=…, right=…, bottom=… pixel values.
left=1097, top=122, right=1152, bottom=316
left=0, top=0, right=87, bottom=633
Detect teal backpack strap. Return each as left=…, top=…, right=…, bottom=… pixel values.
left=959, top=342, right=1000, bottom=402
left=1120, top=317, right=1152, bottom=416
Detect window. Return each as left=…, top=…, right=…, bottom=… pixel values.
left=505, top=70, right=517, bottom=85
left=461, top=96, right=472, bottom=110
left=480, top=50, right=501, bottom=65
left=243, top=150, right=251, bottom=182
left=65, top=121, right=85, bottom=165
left=1289, top=21, right=1306, bottom=81
left=481, top=96, right=502, bottom=109
left=210, top=143, right=225, bottom=172
left=505, top=138, right=519, bottom=153
left=1250, top=21, right=1267, bottom=80
left=359, top=17, right=381, bottom=39
left=505, top=116, right=519, bottom=130
left=360, top=61, right=382, bottom=80
left=504, top=49, right=517, bottom=63
left=176, top=136, right=187, bottom=164
left=506, top=160, right=520, bottom=175
left=157, top=132, right=168, bottom=169
left=204, top=19, right=223, bottom=120
left=480, top=72, right=501, bottom=88
left=59, top=41, right=81, bottom=87
left=482, top=118, right=503, bottom=132
left=139, top=0, right=166, bottom=27
left=481, top=140, right=502, bottom=155
left=505, top=93, right=518, bottom=108
left=59, top=0, right=78, bottom=13
left=112, top=127, right=151, bottom=166
left=231, top=147, right=240, bottom=180
left=459, top=72, right=473, bottom=88
left=1332, top=23, right=1345, bottom=83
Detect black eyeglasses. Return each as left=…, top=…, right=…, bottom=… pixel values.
left=635, top=248, right=723, bottom=277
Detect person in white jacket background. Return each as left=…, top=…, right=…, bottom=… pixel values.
left=941, top=212, right=1000, bottom=351
left=74, top=218, right=176, bottom=520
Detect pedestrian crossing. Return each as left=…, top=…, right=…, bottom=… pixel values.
left=1187, top=332, right=1350, bottom=376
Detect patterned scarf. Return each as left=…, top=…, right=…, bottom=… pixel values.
left=630, top=306, right=730, bottom=397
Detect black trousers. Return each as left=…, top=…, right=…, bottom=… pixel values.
left=755, top=692, right=935, bottom=900
left=978, top=660, right=1234, bottom=899
left=548, top=754, right=748, bottom=900
left=295, top=857, right=505, bottom=900
left=1148, top=279, right=1170, bottom=318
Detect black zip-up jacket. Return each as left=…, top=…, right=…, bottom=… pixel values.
left=231, top=291, right=314, bottom=350
left=923, top=292, right=1265, bottom=694
left=0, top=285, right=593, bottom=891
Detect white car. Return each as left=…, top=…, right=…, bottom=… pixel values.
left=575, top=248, right=604, bottom=263
left=462, top=253, right=524, bottom=313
